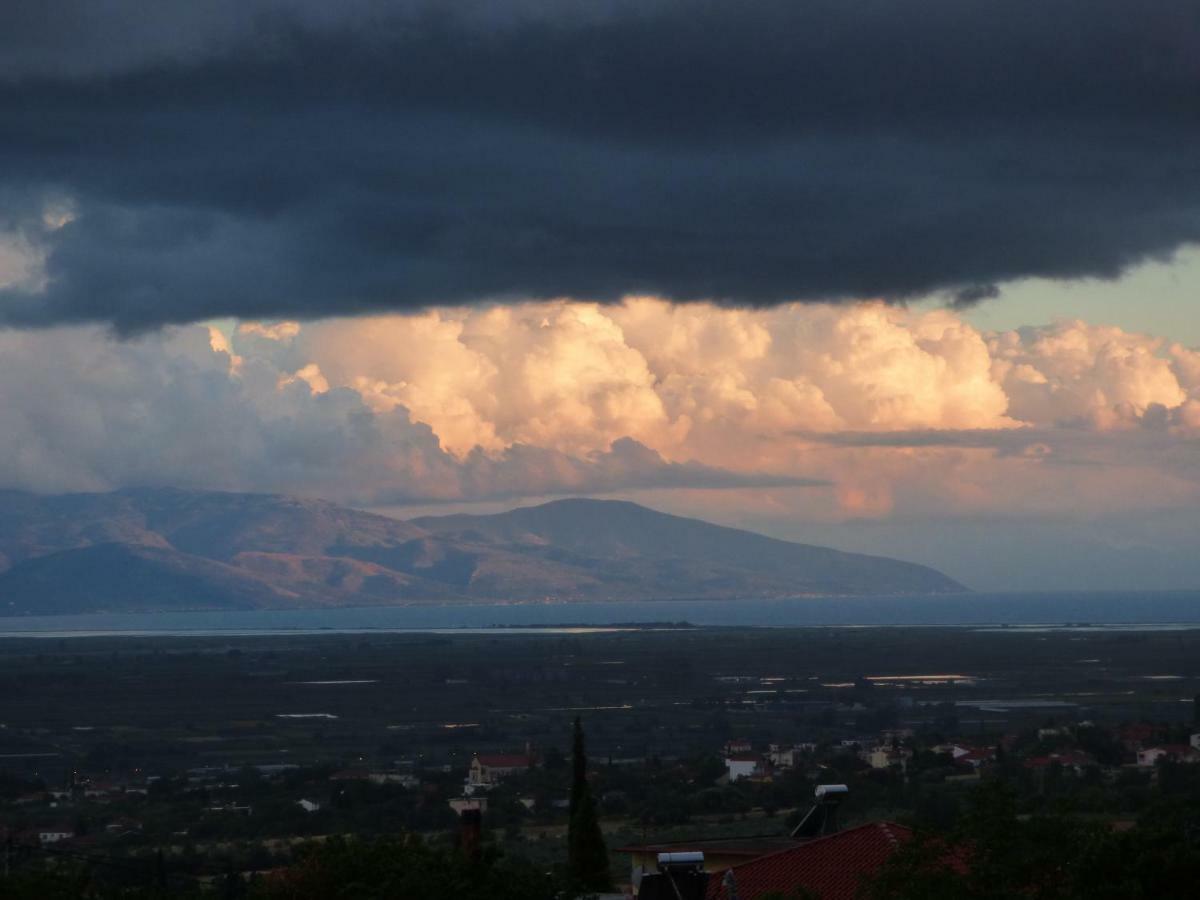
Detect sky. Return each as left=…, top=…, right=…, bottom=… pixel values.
left=1, top=1, right=1199, bottom=592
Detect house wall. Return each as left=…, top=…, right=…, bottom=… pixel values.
left=726, top=758, right=757, bottom=781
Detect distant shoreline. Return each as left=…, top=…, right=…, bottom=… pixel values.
left=0, top=590, right=1198, bottom=636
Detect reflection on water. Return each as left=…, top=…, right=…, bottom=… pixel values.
left=0, top=590, right=1198, bottom=636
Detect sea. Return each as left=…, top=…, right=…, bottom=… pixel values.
left=1, top=591, right=1199, bottom=637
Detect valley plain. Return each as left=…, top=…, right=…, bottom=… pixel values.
left=1, top=626, right=1197, bottom=862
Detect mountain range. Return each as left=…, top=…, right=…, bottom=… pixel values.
left=0, top=489, right=964, bottom=614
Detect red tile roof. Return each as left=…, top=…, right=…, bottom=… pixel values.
left=705, top=823, right=912, bottom=900
left=475, top=754, right=532, bottom=768
left=1024, top=751, right=1094, bottom=769
left=1151, top=744, right=1197, bottom=757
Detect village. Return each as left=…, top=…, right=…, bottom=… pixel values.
left=0, top=628, right=1195, bottom=897
left=0, top=625, right=1198, bottom=894
left=2, top=694, right=1199, bottom=894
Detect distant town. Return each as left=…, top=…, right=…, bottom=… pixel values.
left=0, top=626, right=1198, bottom=896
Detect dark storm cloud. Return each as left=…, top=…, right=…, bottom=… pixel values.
left=2, top=0, right=1200, bottom=329
left=949, top=284, right=1001, bottom=309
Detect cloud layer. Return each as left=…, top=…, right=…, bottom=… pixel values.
left=2, top=300, right=1198, bottom=525
left=273, top=302, right=1018, bottom=470
left=0, top=311, right=819, bottom=505
left=2, top=1, right=1199, bottom=328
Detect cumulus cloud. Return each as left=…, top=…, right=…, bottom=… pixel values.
left=294, top=301, right=1200, bottom=522
left=0, top=317, right=818, bottom=505
left=265, top=301, right=1021, bottom=472
left=3, top=299, right=1198, bottom=521
left=1, top=1, right=1199, bottom=328
left=991, top=321, right=1199, bottom=430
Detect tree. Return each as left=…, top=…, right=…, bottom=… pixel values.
left=865, top=780, right=1200, bottom=900
left=253, top=834, right=561, bottom=900
left=568, top=717, right=611, bottom=891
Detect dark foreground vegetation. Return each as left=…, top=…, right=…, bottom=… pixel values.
left=868, top=778, right=1200, bottom=899
left=0, top=625, right=1197, bottom=896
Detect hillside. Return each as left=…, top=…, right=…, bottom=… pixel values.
left=0, top=490, right=964, bottom=614
left=413, top=499, right=964, bottom=598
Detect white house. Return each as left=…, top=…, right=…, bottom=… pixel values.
left=297, top=799, right=321, bottom=813
left=1137, top=745, right=1199, bottom=767
left=863, top=745, right=911, bottom=770
left=767, top=744, right=796, bottom=769
left=1138, top=747, right=1168, bottom=767
left=725, top=754, right=760, bottom=782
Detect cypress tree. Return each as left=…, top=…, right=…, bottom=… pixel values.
left=568, top=717, right=611, bottom=891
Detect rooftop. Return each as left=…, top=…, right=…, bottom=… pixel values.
left=474, top=753, right=532, bottom=768
left=705, top=822, right=912, bottom=900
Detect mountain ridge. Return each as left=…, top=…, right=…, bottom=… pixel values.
left=0, top=489, right=965, bottom=614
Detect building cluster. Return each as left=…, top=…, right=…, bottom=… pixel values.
left=625, top=784, right=923, bottom=900
left=465, top=752, right=535, bottom=793
left=2, top=717, right=1197, bottom=889
left=722, top=739, right=817, bottom=782
left=630, top=721, right=1200, bottom=900
left=719, top=722, right=1200, bottom=788
left=1133, top=729, right=1200, bottom=766
left=722, top=733, right=916, bottom=783
left=441, top=749, right=542, bottom=814
left=0, top=760, right=433, bottom=849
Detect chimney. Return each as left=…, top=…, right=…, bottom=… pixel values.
left=791, top=784, right=848, bottom=839
left=459, top=807, right=482, bottom=862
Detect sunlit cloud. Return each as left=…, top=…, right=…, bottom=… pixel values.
left=0, top=300, right=1197, bottom=525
